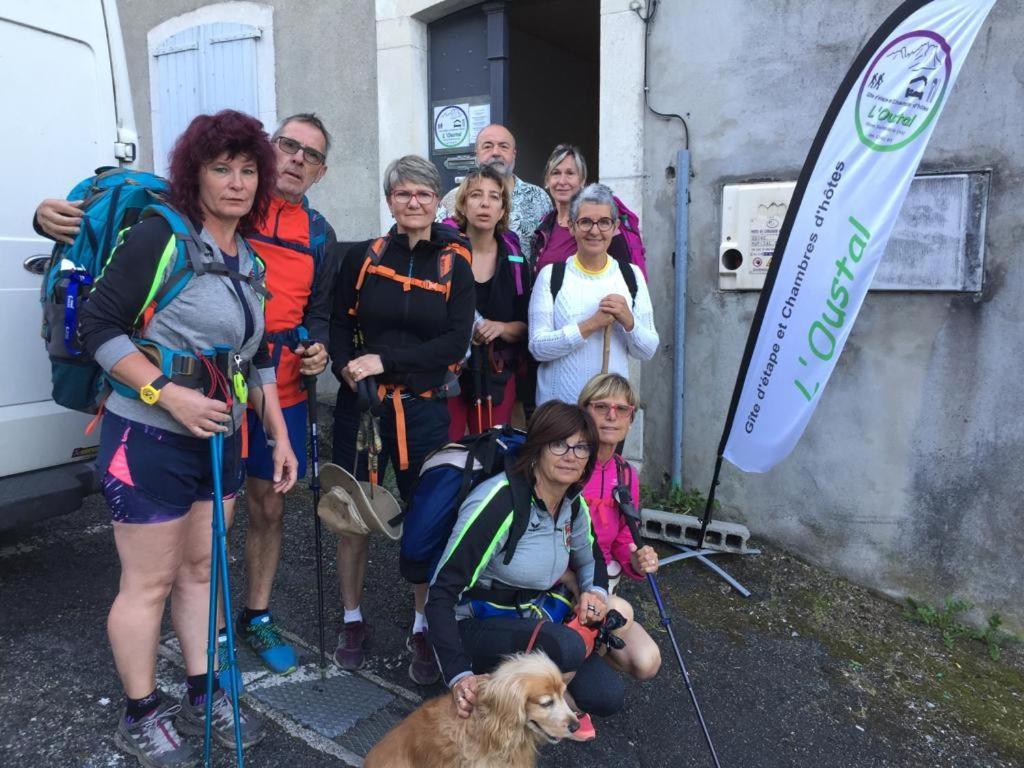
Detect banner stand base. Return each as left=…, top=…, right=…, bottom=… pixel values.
left=657, top=544, right=760, bottom=597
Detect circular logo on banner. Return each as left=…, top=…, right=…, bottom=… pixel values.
left=434, top=105, right=470, bottom=149
left=855, top=30, right=952, bottom=152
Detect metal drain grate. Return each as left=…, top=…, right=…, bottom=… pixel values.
left=249, top=672, right=395, bottom=738
left=335, top=701, right=413, bottom=756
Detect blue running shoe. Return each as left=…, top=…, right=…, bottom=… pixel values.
left=217, top=632, right=244, bottom=697
left=238, top=612, right=298, bottom=675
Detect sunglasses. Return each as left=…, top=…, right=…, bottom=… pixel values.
left=274, top=136, right=326, bottom=166
left=588, top=401, right=635, bottom=418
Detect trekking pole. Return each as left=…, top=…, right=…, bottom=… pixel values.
left=203, top=347, right=246, bottom=768
left=601, top=326, right=611, bottom=373
left=303, top=372, right=328, bottom=679
left=471, top=345, right=483, bottom=434
left=612, top=484, right=722, bottom=768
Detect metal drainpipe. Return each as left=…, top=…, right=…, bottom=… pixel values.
left=670, top=149, right=690, bottom=487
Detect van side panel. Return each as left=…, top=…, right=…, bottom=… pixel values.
left=0, top=1, right=119, bottom=477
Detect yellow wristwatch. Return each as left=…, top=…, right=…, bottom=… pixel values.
left=139, top=375, right=170, bottom=406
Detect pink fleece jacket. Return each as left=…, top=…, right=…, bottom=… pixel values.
left=582, top=455, right=642, bottom=580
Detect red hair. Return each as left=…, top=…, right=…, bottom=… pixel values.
left=167, top=110, right=276, bottom=233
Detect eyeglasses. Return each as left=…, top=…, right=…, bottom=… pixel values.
left=548, top=440, right=592, bottom=460
left=574, top=217, right=615, bottom=233
left=391, top=189, right=438, bottom=206
left=588, top=401, right=635, bottom=418
left=274, top=136, right=326, bottom=166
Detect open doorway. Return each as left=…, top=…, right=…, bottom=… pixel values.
left=507, top=0, right=600, bottom=186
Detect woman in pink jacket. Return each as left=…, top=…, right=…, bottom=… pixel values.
left=578, top=373, right=661, bottom=680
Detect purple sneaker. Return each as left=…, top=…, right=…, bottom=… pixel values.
left=407, top=630, right=440, bottom=685
left=334, top=620, right=369, bottom=670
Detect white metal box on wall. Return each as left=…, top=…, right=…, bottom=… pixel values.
left=719, top=173, right=988, bottom=292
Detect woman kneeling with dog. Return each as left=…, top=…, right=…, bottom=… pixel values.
left=425, top=401, right=624, bottom=739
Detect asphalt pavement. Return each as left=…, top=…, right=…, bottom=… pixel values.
left=1, top=475, right=1017, bottom=767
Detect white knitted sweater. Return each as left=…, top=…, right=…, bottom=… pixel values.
left=528, top=256, right=658, bottom=406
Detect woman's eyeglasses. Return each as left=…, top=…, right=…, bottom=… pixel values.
left=548, top=440, right=592, bottom=459
left=391, top=190, right=438, bottom=206
left=274, top=136, right=326, bottom=166
left=574, top=217, right=615, bottom=233
left=588, top=401, right=635, bottom=418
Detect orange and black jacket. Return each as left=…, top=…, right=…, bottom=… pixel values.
left=249, top=196, right=337, bottom=408
left=329, top=223, right=475, bottom=395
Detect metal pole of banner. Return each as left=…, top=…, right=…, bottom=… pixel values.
left=671, top=148, right=691, bottom=487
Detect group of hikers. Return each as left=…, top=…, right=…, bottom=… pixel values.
left=34, top=109, right=662, bottom=766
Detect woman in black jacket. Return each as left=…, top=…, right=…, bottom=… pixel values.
left=329, top=154, right=475, bottom=685
left=442, top=165, right=530, bottom=437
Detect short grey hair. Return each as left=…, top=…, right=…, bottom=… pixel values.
left=570, top=183, right=619, bottom=222
left=274, top=113, right=332, bottom=155
left=383, top=155, right=443, bottom=197
left=543, top=144, right=588, bottom=188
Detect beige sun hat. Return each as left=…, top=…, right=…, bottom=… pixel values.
left=316, top=463, right=402, bottom=540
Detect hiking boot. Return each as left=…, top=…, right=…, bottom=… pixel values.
left=569, top=712, right=596, bottom=742
left=114, top=699, right=198, bottom=768
left=217, top=632, right=244, bottom=697
left=407, top=630, right=440, bottom=685
left=175, top=688, right=265, bottom=749
left=334, top=620, right=369, bottom=670
left=238, top=611, right=298, bottom=675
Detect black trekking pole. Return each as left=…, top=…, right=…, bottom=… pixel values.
left=303, top=372, right=328, bottom=679
left=612, top=484, right=722, bottom=768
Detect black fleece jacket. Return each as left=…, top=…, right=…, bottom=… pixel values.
left=329, top=224, right=475, bottom=394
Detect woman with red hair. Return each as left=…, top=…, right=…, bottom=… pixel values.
left=79, top=110, right=296, bottom=766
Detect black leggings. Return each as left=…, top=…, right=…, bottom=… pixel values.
left=457, top=617, right=625, bottom=717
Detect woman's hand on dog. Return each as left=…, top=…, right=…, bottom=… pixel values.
left=452, top=674, right=485, bottom=718
left=576, top=590, right=608, bottom=626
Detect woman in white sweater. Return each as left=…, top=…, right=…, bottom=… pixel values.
left=529, top=183, right=658, bottom=405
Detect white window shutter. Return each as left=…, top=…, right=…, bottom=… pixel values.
left=150, top=20, right=269, bottom=177
left=152, top=27, right=201, bottom=175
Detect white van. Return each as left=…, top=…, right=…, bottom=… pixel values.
left=0, top=0, right=137, bottom=530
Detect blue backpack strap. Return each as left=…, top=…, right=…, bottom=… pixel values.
left=304, top=198, right=328, bottom=269
left=139, top=204, right=203, bottom=315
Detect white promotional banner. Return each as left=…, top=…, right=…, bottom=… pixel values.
left=721, top=0, right=997, bottom=473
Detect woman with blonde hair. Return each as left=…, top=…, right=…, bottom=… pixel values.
left=443, top=164, right=529, bottom=437
left=577, top=372, right=662, bottom=682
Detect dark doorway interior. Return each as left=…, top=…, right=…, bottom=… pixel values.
left=507, top=0, right=600, bottom=187
left=426, top=0, right=599, bottom=191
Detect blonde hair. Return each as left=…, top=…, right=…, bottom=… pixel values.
left=577, top=373, right=639, bottom=411
left=453, top=165, right=510, bottom=234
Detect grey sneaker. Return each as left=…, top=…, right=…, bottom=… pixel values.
left=175, top=688, right=265, bottom=749
left=114, top=700, right=197, bottom=768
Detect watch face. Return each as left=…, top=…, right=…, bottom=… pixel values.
left=140, top=385, right=159, bottom=405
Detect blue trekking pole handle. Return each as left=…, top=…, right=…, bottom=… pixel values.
left=612, top=485, right=722, bottom=768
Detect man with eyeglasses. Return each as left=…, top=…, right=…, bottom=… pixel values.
left=436, top=123, right=551, bottom=267
left=31, top=113, right=339, bottom=683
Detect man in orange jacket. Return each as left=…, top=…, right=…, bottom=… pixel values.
left=229, top=113, right=339, bottom=679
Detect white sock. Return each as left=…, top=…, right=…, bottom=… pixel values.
left=344, top=606, right=363, bottom=624
left=412, top=611, right=428, bottom=634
